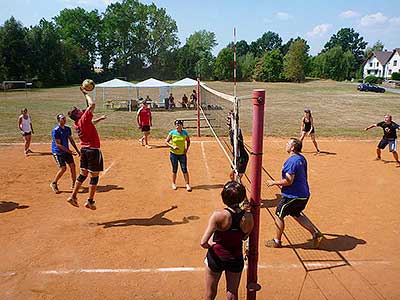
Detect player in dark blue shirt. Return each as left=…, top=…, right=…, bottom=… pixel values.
left=50, top=114, right=80, bottom=194
left=265, top=138, right=323, bottom=248
left=365, top=115, right=400, bottom=167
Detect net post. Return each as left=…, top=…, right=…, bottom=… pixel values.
left=247, top=89, right=265, bottom=300
left=197, top=77, right=201, bottom=137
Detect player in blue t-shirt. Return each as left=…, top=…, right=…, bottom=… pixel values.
left=50, top=114, right=80, bottom=194
left=265, top=138, right=323, bottom=249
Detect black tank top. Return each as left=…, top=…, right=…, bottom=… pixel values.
left=212, top=208, right=246, bottom=259
left=303, top=118, right=313, bottom=132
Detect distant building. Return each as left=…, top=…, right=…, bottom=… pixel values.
left=363, top=48, right=400, bottom=79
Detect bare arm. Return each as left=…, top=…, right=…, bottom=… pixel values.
left=200, top=212, right=218, bottom=249
left=93, top=115, right=106, bottom=125
left=55, top=138, right=73, bottom=154
left=185, top=135, right=191, bottom=153
left=165, top=134, right=178, bottom=150
left=241, top=212, right=254, bottom=240
left=18, top=116, right=23, bottom=131
left=80, top=86, right=95, bottom=112
left=364, top=124, right=377, bottom=131
left=68, top=136, right=80, bottom=155
left=267, top=173, right=295, bottom=187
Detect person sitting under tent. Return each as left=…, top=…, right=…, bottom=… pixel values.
left=168, top=93, right=176, bottom=109
left=180, top=94, right=189, bottom=108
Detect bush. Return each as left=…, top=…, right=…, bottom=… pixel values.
left=364, top=75, right=383, bottom=84
left=391, top=72, right=400, bottom=81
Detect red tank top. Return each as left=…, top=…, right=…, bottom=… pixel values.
left=212, top=208, right=246, bottom=259
left=74, top=109, right=100, bottom=148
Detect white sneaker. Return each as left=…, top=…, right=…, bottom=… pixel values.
left=171, top=183, right=177, bottom=190
left=186, top=184, right=192, bottom=192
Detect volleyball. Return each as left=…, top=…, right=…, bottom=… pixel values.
left=82, top=79, right=95, bottom=91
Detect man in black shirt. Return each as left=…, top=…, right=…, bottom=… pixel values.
left=365, top=115, right=400, bottom=167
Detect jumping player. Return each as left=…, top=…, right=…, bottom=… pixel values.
left=137, top=100, right=152, bottom=149
left=50, top=114, right=80, bottom=193
left=365, top=114, right=400, bottom=167
left=18, top=108, right=34, bottom=155
left=201, top=181, right=254, bottom=300
left=66, top=87, right=106, bottom=210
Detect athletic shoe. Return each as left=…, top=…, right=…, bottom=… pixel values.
left=138, top=138, right=144, bottom=146
left=67, top=196, right=79, bottom=207
left=171, top=183, right=177, bottom=190
left=265, top=239, right=282, bottom=248
left=50, top=182, right=60, bottom=194
left=145, top=145, right=152, bottom=149
left=84, top=200, right=96, bottom=210
left=313, top=232, right=324, bottom=249
left=375, top=156, right=381, bottom=161
left=186, top=184, right=192, bottom=192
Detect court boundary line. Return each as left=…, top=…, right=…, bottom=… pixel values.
left=0, top=260, right=391, bottom=277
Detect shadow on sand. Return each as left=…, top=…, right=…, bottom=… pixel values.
left=0, top=201, right=29, bottom=213
left=97, top=206, right=198, bottom=228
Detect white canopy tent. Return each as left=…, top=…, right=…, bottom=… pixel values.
left=135, top=78, right=171, bottom=107
left=94, top=78, right=136, bottom=111
left=170, top=77, right=198, bottom=87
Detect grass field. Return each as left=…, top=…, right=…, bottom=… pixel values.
left=0, top=80, right=399, bottom=143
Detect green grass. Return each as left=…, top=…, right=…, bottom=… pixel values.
left=1, top=80, right=399, bottom=142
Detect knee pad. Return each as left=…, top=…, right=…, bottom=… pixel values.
left=90, top=176, right=99, bottom=185
left=77, top=174, right=87, bottom=183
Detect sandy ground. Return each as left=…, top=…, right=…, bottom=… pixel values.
left=0, top=137, right=399, bottom=300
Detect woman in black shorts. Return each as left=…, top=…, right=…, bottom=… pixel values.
left=200, top=181, right=254, bottom=300
left=300, top=109, right=320, bottom=153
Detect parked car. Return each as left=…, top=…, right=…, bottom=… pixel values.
left=357, top=83, right=386, bottom=93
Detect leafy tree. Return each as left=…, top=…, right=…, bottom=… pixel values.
left=323, top=28, right=367, bottom=72
left=391, top=72, right=400, bottom=80
left=0, top=17, right=29, bottom=80
left=364, top=40, right=384, bottom=59
left=175, top=45, right=200, bottom=79
left=227, top=40, right=250, bottom=57
left=250, top=31, right=282, bottom=57
left=254, top=49, right=283, bottom=82
left=186, top=30, right=217, bottom=54
left=214, top=47, right=234, bottom=80
left=100, top=0, right=179, bottom=79
left=237, top=52, right=256, bottom=81
left=195, top=51, right=215, bottom=80
left=312, top=46, right=355, bottom=81
left=54, top=8, right=100, bottom=67
left=283, top=39, right=309, bottom=82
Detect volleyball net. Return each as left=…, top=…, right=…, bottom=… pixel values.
left=198, top=83, right=242, bottom=176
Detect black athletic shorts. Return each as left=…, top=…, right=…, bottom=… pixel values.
left=205, top=248, right=244, bottom=273
left=80, top=148, right=103, bottom=172
left=53, top=152, right=74, bottom=167
left=22, top=131, right=32, bottom=136
left=141, top=125, right=151, bottom=132
left=276, top=196, right=309, bottom=218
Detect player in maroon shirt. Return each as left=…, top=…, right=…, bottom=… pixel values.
left=66, top=87, right=106, bottom=210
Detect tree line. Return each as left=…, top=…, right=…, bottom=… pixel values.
left=0, top=0, right=384, bottom=86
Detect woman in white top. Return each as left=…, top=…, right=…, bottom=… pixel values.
left=18, top=108, right=34, bottom=155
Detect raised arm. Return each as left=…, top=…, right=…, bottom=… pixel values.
left=93, top=115, right=107, bottom=125
left=80, top=86, right=95, bottom=112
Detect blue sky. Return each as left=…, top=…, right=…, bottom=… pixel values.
left=1, top=0, right=399, bottom=55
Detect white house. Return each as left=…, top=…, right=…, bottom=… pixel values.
left=363, top=49, right=400, bottom=79
left=386, top=48, right=400, bottom=78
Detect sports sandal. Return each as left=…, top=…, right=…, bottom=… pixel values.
left=265, top=239, right=282, bottom=248
left=313, top=232, right=324, bottom=249
left=67, top=196, right=79, bottom=207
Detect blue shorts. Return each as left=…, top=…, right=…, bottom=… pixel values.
left=378, top=138, right=397, bottom=152
left=170, top=152, right=187, bottom=173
